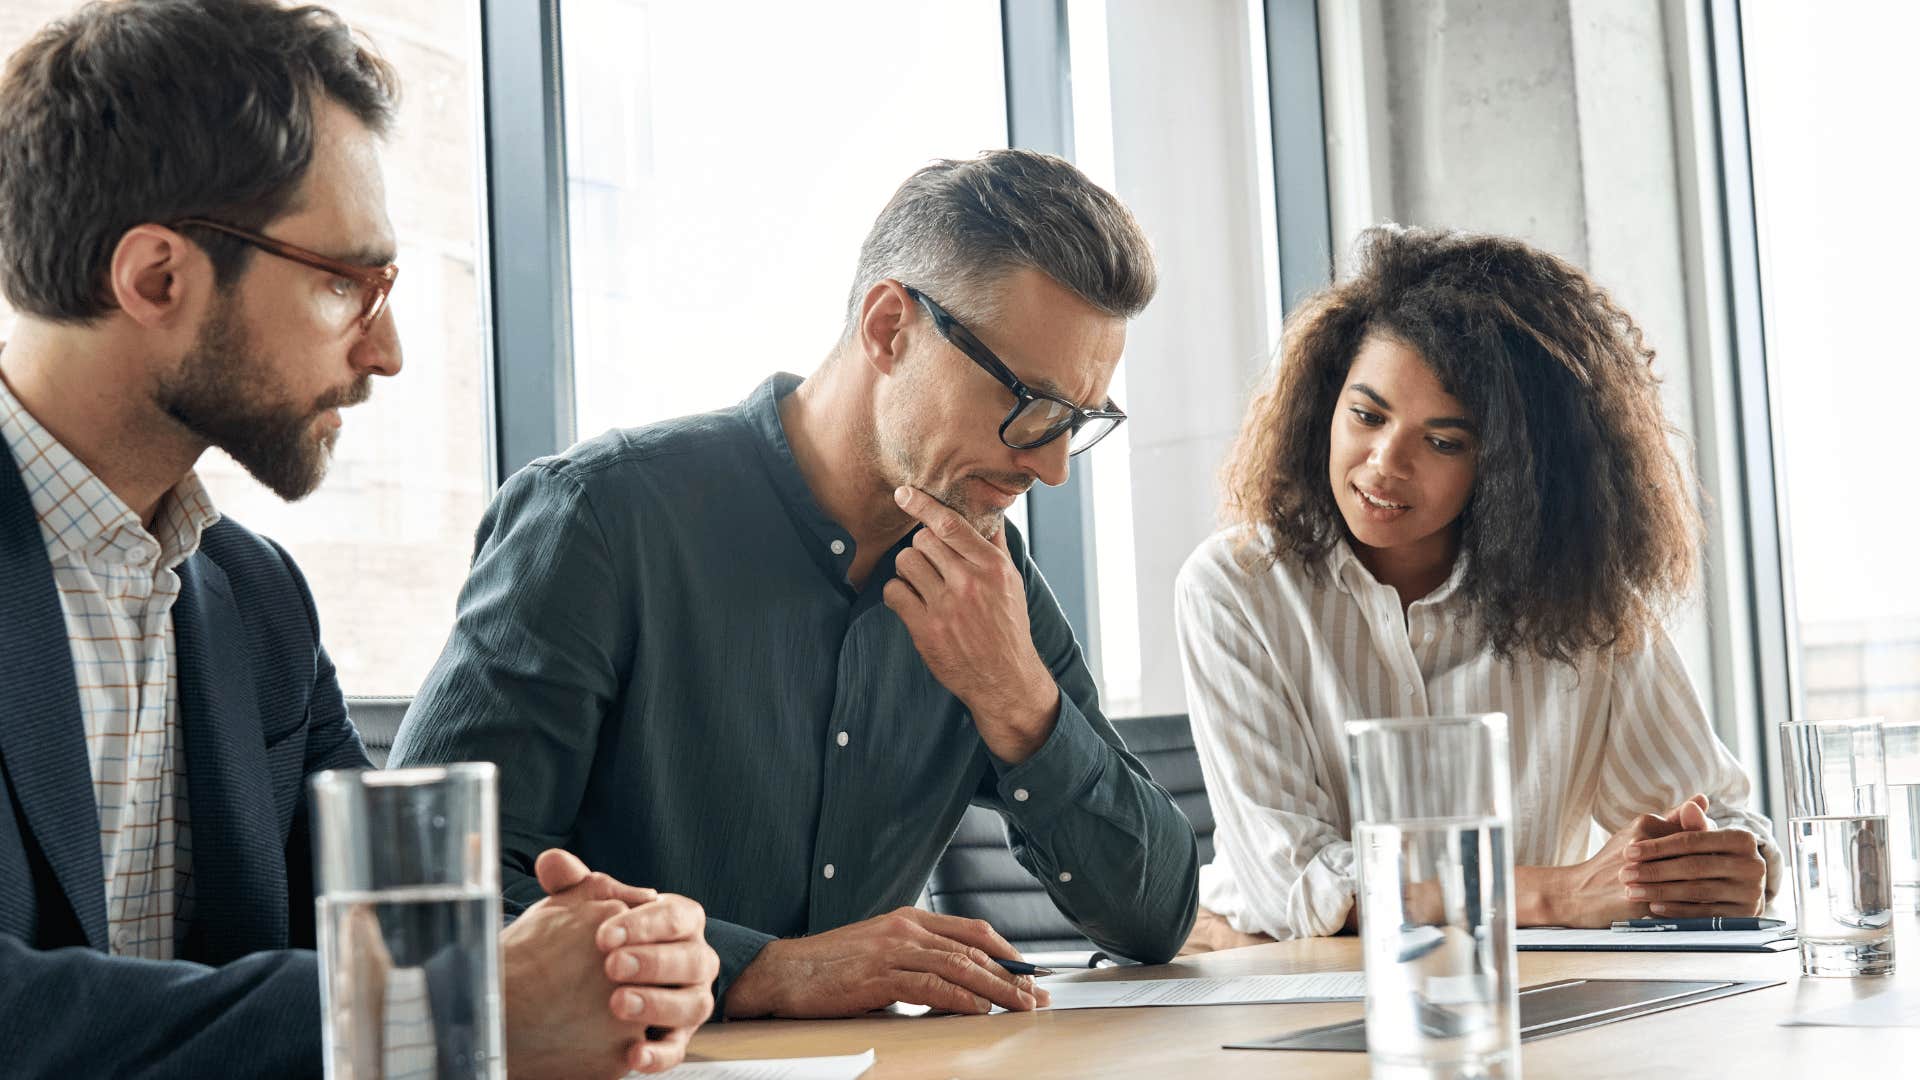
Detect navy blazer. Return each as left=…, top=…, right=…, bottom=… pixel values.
left=0, top=443, right=369, bottom=1078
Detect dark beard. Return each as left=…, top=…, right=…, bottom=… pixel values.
left=155, top=298, right=369, bottom=501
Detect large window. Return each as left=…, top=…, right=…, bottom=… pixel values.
left=1744, top=4, right=1920, bottom=724
left=558, top=0, right=1009, bottom=440
left=0, top=2, right=491, bottom=699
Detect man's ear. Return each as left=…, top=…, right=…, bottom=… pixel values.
left=856, top=279, right=914, bottom=377
left=106, top=224, right=205, bottom=330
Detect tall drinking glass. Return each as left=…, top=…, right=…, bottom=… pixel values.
left=311, top=764, right=505, bottom=1078
left=1884, top=719, right=1920, bottom=911
left=1346, top=714, right=1518, bottom=1080
left=1780, top=718, right=1894, bottom=976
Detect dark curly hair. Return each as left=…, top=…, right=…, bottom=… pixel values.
left=1223, top=225, right=1702, bottom=663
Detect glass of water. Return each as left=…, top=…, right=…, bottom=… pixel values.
left=1884, top=719, right=1920, bottom=911
left=1780, top=718, right=1893, bottom=977
left=1346, top=714, right=1518, bottom=1080
left=311, top=764, right=505, bottom=1078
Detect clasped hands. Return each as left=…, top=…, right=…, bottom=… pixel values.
left=1542, top=794, right=1769, bottom=925
left=501, top=849, right=718, bottom=1079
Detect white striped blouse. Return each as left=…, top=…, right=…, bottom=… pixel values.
left=1173, top=526, right=1781, bottom=940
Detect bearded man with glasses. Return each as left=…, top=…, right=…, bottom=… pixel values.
left=0, top=2, right=715, bottom=1076
left=395, top=149, right=1201, bottom=1020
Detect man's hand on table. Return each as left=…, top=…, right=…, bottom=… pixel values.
left=721, top=907, right=1051, bottom=1019
left=502, top=849, right=716, bottom=1078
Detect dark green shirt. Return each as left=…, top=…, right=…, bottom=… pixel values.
left=391, top=374, right=1199, bottom=1004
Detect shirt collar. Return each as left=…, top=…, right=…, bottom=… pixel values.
left=740, top=373, right=865, bottom=591
left=0, top=372, right=220, bottom=570
left=1326, top=534, right=1469, bottom=610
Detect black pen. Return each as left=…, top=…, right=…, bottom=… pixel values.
left=1610, top=917, right=1786, bottom=932
left=994, top=958, right=1057, bottom=977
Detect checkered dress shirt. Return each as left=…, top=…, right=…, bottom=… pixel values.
left=0, top=376, right=219, bottom=959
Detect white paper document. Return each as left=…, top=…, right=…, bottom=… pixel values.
left=1784, top=988, right=1920, bottom=1028
left=1515, top=925, right=1796, bottom=952
left=1025, top=971, right=1366, bottom=1011
left=638, top=1048, right=875, bottom=1080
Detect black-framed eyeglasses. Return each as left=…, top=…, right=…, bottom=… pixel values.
left=903, top=284, right=1126, bottom=457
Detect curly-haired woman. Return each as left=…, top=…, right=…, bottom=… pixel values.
left=1175, top=226, right=1780, bottom=951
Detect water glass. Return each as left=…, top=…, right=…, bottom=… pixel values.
left=1884, top=719, right=1920, bottom=911
left=1346, top=714, right=1519, bottom=1080
left=311, top=764, right=505, bottom=1078
left=1780, top=718, right=1894, bottom=977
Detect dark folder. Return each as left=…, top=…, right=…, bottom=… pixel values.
left=1225, top=978, right=1785, bottom=1051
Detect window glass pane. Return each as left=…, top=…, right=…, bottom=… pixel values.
left=0, top=3, right=492, bottom=698
left=559, top=0, right=1008, bottom=439
left=1067, top=0, right=1142, bottom=716
left=1744, top=7, right=1920, bottom=722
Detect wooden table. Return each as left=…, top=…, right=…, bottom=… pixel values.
left=687, top=915, right=1917, bottom=1078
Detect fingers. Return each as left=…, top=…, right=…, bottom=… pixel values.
left=895, top=486, right=993, bottom=563
left=903, top=909, right=1024, bottom=962
left=895, top=948, right=1035, bottom=1013
left=1625, top=812, right=1684, bottom=843
left=890, top=969, right=993, bottom=1015
left=882, top=576, right=925, bottom=616
left=1672, top=797, right=1712, bottom=832
left=605, top=939, right=723, bottom=987
left=626, top=1027, right=695, bottom=1075
left=1659, top=793, right=1709, bottom=819
left=596, top=894, right=707, bottom=951
left=1640, top=899, right=1766, bottom=918
left=910, top=521, right=970, bottom=577
left=532, top=850, right=663, bottom=909
left=894, top=547, right=946, bottom=600
left=1627, top=828, right=1760, bottom=862
left=611, top=984, right=714, bottom=1029
left=1623, top=854, right=1761, bottom=884
left=534, top=848, right=592, bottom=895
left=569, top=874, right=659, bottom=909
left=1624, top=876, right=1764, bottom=906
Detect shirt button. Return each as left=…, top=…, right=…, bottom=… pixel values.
left=836, top=731, right=849, bottom=747
left=1013, top=788, right=1030, bottom=802
left=1058, top=871, right=1073, bottom=883
left=822, top=863, right=835, bottom=880
left=829, top=539, right=847, bottom=555
left=1403, top=684, right=1416, bottom=696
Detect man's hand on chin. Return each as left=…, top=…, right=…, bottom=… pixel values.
left=884, top=485, right=1060, bottom=764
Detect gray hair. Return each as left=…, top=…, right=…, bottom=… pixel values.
left=842, top=149, right=1157, bottom=339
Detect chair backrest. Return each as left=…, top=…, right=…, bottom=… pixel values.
left=925, top=713, right=1215, bottom=955
left=349, top=696, right=411, bottom=768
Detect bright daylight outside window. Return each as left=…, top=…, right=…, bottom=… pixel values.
left=1743, top=5, right=1920, bottom=724
left=0, top=2, right=492, bottom=699
left=559, top=0, right=1009, bottom=444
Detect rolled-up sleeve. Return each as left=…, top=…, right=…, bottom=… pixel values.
left=1175, top=548, right=1356, bottom=939
left=976, top=531, right=1200, bottom=965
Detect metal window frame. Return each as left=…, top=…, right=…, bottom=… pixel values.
left=1000, top=0, right=1104, bottom=667
left=1263, top=0, right=1334, bottom=312
left=477, top=0, right=576, bottom=488
left=1702, top=0, right=1796, bottom=820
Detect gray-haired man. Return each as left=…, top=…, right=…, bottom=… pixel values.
left=392, top=150, right=1201, bottom=1019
